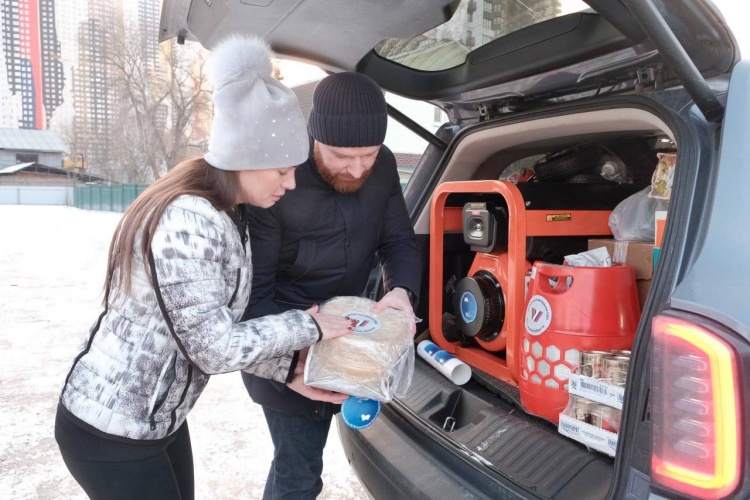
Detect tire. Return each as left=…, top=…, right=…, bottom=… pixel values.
left=562, top=171, right=613, bottom=184
left=533, top=144, right=602, bottom=181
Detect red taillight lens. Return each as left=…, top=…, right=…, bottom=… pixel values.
left=651, top=315, right=742, bottom=499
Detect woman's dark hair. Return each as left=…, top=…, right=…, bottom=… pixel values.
left=104, top=157, right=238, bottom=298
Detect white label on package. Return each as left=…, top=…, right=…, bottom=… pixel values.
left=525, top=295, right=552, bottom=336
left=344, top=311, right=381, bottom=335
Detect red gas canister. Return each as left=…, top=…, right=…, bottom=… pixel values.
left=519, top=262, right=640, bottom=424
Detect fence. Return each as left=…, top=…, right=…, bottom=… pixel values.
left=74, top=184, right=148, bottom=212
left=0, top=186, right=73, bottom=205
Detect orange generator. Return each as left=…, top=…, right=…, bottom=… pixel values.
left=428, top=180, right=640, bottom=387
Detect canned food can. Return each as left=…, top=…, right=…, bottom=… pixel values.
left=603, top=355, right=630, bottom=386
left=588, top=405, right=604, bottom=428
left=570, top=395, right=596, bottom=424
left=598, top=405, right=622, bottom=433
left=579, top=350, right=609, bottom=378
left=609, top=349, right=631, bottom=358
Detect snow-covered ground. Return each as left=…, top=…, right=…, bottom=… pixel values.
left=0, top=205, right=367, bottom=499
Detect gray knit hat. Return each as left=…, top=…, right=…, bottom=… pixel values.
left=308, top=72, right=387, bottom=148
left=205, top=36, right=309, bottom=171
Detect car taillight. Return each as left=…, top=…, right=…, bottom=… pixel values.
left=651, top=314, right=742, bottom=499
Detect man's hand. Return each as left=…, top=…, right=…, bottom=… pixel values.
left=287, top=351, right=348, bottom=404
left=371, top=287, right=416, bottom=335
left=295, top=346, right=310, bottom=375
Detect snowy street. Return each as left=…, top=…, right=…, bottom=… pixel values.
left=0, top=205, right=367, bottom=499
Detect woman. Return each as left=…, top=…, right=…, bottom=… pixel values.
left=55, top=36, right=352, bottom=500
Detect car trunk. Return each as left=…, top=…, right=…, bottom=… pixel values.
left=383, top=100, right=678, bottom=498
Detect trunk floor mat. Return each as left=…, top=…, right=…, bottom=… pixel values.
left=396, top=360, right=614, bottom=499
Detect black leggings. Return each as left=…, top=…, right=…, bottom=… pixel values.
left=56, top=411, right=194, bottom=500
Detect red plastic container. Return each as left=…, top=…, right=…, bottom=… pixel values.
left=519, top=262, right=640, bottom=424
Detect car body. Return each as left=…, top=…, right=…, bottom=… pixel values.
left=160, top=1, right=749, bottom=498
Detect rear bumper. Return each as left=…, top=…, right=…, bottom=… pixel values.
left=336, top=403, right=526, bottom=500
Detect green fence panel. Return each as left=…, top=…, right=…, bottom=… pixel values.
left=112, top=188, right=124, bottom=213
left=74, top=184, right=148, bottom=213
left=81, top=188, right=91, bottom=210
left=123, top=185, right=138, bottom=208
left=100, top=186, right=113, bottom=212
left=91, top=187, right=101, bottom=210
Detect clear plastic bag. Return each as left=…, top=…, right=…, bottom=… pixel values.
left=608, top=186, right=668, bottom=241
left=304, top=296, right=414, bottom=402
left=650, top=152, right=676, bottom=200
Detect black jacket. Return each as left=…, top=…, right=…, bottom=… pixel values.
left=241, top=144, right=421, bottom=419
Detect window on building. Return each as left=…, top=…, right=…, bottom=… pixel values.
left=16, top=153, right=38, bottom=164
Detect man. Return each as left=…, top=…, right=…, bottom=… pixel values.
left=241, top=72, right=422, bottom=499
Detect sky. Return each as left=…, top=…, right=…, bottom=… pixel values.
left=709, top=0, right=749, bottom=56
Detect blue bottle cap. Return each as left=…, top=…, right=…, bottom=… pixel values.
left=341, top=397, right=380, bottom=430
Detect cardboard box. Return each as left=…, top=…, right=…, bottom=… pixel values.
left=558, top=414, right=618, bottom=457
left=587, top=239, right=654, bottom=280
left=588, top=239, right=654, bottom=309
left=569, top=374, right=625, bottom=409
left=636, top=279, right=652, bottom=309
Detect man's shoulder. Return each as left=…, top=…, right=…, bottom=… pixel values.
left=369, top=145, right=399, bottom=185
left=377, top=144, right=397, bottom=165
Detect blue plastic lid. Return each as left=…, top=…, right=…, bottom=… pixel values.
left=341, top=397, right=381, bottom=430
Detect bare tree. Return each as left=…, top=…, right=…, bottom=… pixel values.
left=104, top=24, right=211, bottom=183
left=161, top=41, right=213, bottom=169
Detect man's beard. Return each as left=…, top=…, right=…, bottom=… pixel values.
left=314, top=146, right=372, bottom=194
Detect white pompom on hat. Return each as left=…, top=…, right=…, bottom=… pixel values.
left=204, top=35, right=309, bottom=171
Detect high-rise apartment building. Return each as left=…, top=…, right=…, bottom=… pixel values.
left=1, top=0, right=207, bottom=178
left=71, top=0, right=121, bottom=168
left=138, top=0, right=160, bottom=76
left=51, top=0, right=86, bottom=130
left=70, top=0, right=168, bottom=171
left=1, top=0, right=64, bottom=129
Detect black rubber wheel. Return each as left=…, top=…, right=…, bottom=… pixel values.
left=562, top=171, right=612, bottom=184
left=533, top=144, right=602, bottom=181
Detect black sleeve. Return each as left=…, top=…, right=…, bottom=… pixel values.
left=376, top=158, right=422, bottom=305
left=242, top=204, right=284, bottom=321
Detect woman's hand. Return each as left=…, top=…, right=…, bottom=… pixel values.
left=306, top=305, right=356, bottom=341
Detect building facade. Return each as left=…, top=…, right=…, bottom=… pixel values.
left=1, top=0, right=64, bottom=129
left=1, top=0, right=169, bottom=175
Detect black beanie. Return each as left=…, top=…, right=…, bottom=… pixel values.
left=308, top=72, right=387, bottom=147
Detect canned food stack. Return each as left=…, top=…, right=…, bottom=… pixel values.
left=558, top=350, right=631, bottom=457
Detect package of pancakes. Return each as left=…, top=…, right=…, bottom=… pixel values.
left=304, top=296, right=415, bottom=402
